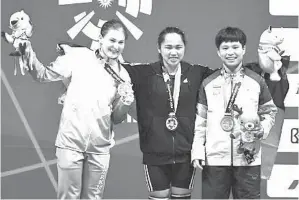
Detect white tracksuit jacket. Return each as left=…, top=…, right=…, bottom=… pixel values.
left=25, top=44, right=132, bottom=154
left=192, top=66, right=277, bottom=166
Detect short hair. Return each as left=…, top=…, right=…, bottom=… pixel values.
left=157, top=27, right=187, bottom=49
left=215, top=27, right=247, bottom=49
left=100, top=19, right=128, bottom=40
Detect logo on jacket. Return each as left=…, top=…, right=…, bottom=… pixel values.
left=212, top=85, right=221, bottom=95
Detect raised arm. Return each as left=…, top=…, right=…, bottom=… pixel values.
left=24, top=42, right=72, bottom=82
left=244, top=61, right=290, bottom=110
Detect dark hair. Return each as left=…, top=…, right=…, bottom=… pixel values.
left=215, top=27, right=246, bottom=49
left=157, top=27, right=186, bottom=49
left=100, top=19, right=128, bottom=40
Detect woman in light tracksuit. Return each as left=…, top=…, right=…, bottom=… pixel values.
left=19, top=19, right=134, bottom=199
left=191, top=27, right=277, bottom=199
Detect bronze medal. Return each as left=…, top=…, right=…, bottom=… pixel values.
left=221, top=81, right=242, bottom=132
left=220, top=115, right=234, bottom=132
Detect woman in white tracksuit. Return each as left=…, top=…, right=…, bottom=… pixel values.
left=21, top=19, right=134, bottom=199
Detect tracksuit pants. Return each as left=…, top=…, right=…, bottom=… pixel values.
left=56, top=147, right=110, bottom=199
left=202, top=166, right=261, bottom=199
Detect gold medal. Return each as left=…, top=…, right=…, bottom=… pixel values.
left=166, top=112, right=178, bottom=131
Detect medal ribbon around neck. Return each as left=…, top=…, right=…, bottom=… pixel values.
left=104, top=62, right=134, bottom=105
left=103, top=63, right=125, bottom=84
left=96, top=50, right=125, bottom=84
left=225, top=81, right=242, bottom=114
left=96, top=49, right=134, bottom=105
left=220, top=80, right=242, bottom=132
left=162, top=65, right=181, bottom=113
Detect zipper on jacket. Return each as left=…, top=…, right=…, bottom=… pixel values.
left=84, top=132, right=92, bottom=152
left=230, top=137, right=233, bottom=166
left=172, top=135, right=175, bottom=164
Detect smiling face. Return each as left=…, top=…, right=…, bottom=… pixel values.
left=158, top=33, right=185, bottom=69
left=217, top=41, right=246, bottom=71
left=99, top=28, right=125, bottom=60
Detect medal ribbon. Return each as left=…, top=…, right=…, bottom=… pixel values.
left=165, top=79, right=176, bottom=113
left=162, top=66, right=181, bottom=113
left=225, top=82, right=242, bottom=113
left=103, top=63, right=125, bottom=84
left=96, top=49, right=125, bottom=84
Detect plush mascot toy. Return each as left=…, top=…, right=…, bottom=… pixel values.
left=1, top=10, right=33, bottom=75
left=245, top=26, right=290, bottom=178
left=258, top=26, right=285, bottom=81
left=231, top=105, right=264, bottom=164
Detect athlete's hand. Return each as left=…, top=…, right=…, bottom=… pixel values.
left=253, top=125, right=264, bottom=140
left=192, top=159, right=203, bottom=170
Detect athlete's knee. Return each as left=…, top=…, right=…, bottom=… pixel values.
left=148, top=189, right=170, bottom=199
left=171, top=187, right=192, bottom=199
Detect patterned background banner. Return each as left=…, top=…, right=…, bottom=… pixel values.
left=1, top=0, right=298, bottom=199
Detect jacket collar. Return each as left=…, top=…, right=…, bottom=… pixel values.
left=151, top=61, right=190, bottom=78
left=221, top=65, right=245, bottom=80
